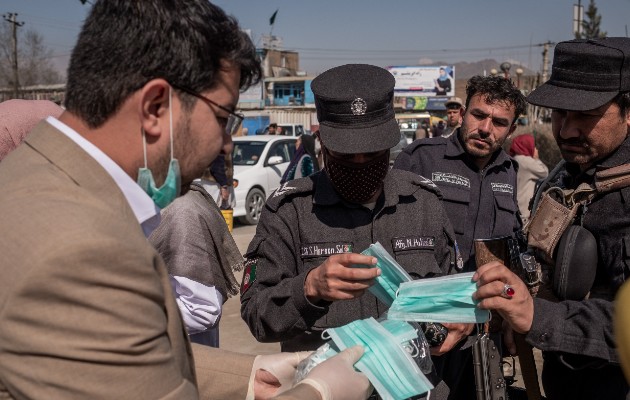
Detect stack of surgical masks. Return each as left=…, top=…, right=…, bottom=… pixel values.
left=355, top=242, right=412, bottom=306
left=295, top=318, right=434, bottom=400
left=388, top=272, right=490, bottom=323
left=296, top=243, right=490, bottom=399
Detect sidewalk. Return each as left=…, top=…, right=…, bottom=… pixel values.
left=220, top=223, right=280, bottom=355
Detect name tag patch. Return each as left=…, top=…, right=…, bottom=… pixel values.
left=432, top=172, right=470, bottom=188
left=392, top=236, right=435, bottom=251
left=300, top=242, right=353, bottom=259
left=491, top=182, right=514, bottom=194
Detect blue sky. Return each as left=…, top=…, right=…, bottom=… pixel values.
left=3, top=0, right=630, bottom=77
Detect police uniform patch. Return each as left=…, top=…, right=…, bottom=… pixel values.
left=432, top=172, right=470, bottom=188
left=300, top=242, right=353, bottom=259
left=240, top=258, right=257, bottom=295
left=273, top=182, right=297, bottom=198
left=392, top=236, right=435, bottom=251
left=491, top=182, right=514, bottom=194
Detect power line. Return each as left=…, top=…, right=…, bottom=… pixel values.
left=284, top=43, right=545, bottom=54
left=17, top=13, right=82, bottom=29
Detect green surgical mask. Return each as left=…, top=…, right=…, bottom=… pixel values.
left=294, top=318, right=433, bottom=399
left=355, top=242, right=412, bottom=306
left=388, top=272, right=490, bottom=323
left=325, top=318, right=433, bottom=400
left=137, top=87, right=181, bottom=208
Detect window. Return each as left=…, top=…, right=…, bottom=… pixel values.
left=233, top=141, right=267, bottom=165
left=266, top=141, right=296, bottom=164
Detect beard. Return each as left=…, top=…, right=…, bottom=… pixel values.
left=151, top=113, right=195, bottom=188
left=459, top=122, right=504, bottom=159
left=150, top=146, right=172, bottom=189
left=174, top=113, right=210, bottom=188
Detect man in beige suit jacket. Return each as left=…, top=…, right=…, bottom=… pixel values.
left=0, top=1, right=369, bottom=399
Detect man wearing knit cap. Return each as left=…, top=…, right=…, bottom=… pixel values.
left=475, top=37, right=630, bottom=399
left=241, top=64, right=463, bottom=373
left=442, top=96, right=463, bottom=138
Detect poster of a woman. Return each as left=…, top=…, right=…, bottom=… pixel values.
left=434, top=67, right=453, bottom=96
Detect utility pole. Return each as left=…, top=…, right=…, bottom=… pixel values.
left=574, top=0, right=584, bottom=38
left=541, top=41, right=553, bottom=84
left=3, top=13, right=25, bottom=99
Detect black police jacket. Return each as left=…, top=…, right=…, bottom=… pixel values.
left=239, top=169, right=458, bottom=352
left=527, top=136, right=630, bottom=400
left=393, top=130, right=521, bottom=271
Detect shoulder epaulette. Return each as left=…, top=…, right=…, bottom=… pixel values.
left=405, top=137, right=447, bottom=153
left=389, top=169, right=443, bottom=199
left=266, top=177, right=314, bottom=212
left=412, top=173, right=442, bottom=198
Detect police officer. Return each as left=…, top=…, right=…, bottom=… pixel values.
left=394, top=75, right=526, bottom=272
left=240, top=64, right=464, bottom=358
left=394, top=75, right=526, bottom=400
left=475, top=38, right=630, bottom=399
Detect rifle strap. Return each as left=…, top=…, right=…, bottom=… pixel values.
left=515, top=334, right=542, bottom=400
left=595, top=163, right=630, bottom=193
left=531, top=161, right=630, bottom=218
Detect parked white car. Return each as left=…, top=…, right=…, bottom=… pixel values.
left=232, top=135, right=297, bottom=224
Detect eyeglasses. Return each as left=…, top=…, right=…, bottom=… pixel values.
left=171, top=83, right=244, bottom=136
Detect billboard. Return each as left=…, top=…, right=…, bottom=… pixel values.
left=394, top=96, right=450, bottom=111
left=387, top=65, right=455, bottom=97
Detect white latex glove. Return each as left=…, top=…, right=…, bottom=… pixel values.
left=247, top=351, right=312, bottom=400
left=298, top=346, right=372, bottom=400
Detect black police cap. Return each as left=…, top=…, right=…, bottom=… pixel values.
left=311, top=64, right=400, bottom=154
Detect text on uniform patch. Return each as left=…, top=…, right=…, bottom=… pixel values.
left=432, top=172, right=470, bottom=188
left=392, top=236, right=435, bottom=251
left=300, top=243, right=353, bottom=258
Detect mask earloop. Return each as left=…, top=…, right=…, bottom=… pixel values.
left=141, top=128, right=148, bottom=168
left=169, top=86, right=174, bottom=161
left=321, top=330, right=331, bottom=340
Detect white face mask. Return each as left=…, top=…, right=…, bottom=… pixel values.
left=137, top=87, right=181, bottom=208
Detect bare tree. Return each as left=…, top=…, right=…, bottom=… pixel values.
left=0, top=24, right=62, bottom=88
left=575, top=0, right=607, bottom=40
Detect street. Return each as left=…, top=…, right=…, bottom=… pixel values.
left=220, top=221, right=280, bottom=355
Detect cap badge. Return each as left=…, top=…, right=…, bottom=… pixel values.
left=350, top=97, right=367, bottom=115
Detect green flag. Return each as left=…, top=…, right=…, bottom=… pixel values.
left=269, top=9, right=278, bottom=26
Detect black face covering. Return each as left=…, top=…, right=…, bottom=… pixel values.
left=323, top=147, right=390, bottom=204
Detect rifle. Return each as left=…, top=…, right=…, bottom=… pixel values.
left=508, top=236, right=543, bottom=400
left=474, top=236, right=543, bottom=400
left=472, top=329, right=506, bottom=400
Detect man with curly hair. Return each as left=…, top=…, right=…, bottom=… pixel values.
left=394, top=75, right=526, bottom=399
